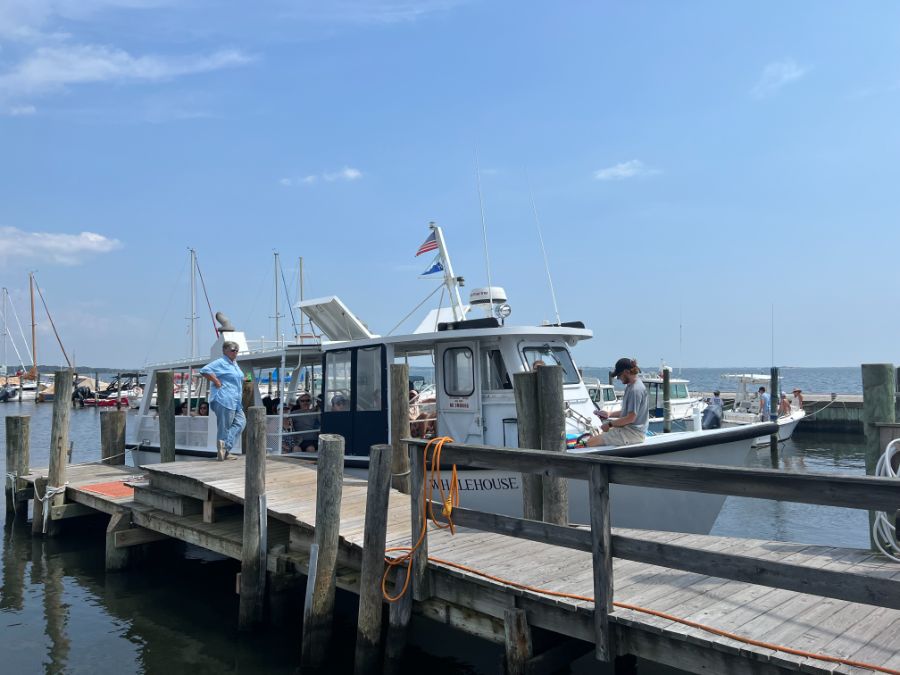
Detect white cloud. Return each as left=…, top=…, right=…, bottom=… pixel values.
left=7, top=104, right=36, bottom=116
left=0, top=44, right=253, bottom=99
left=594, top=160, right=659, bottom=181
left=290, top=0, right=469, bottom=25
left=0, top=226, right=122, bottom=265
left=280, top=167, right=363, bottom=187
left=751, top=59, right=808, bottom=99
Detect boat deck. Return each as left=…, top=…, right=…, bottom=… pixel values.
left=18, top=457, right=900, bottom=675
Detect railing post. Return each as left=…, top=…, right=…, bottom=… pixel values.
left=663, top=368, right=672, bottom=433
left=769, top=366, right=780, bottom=464
left=156, top=370, right=176, bottom=463
left=101, top=409, right=127, bottom=465
left=44, top=369, right=74, bottom=536
left=513, top=371, right=543, bottom=520
left=354, top=443, right=393, bottom=674
left=389, top=364, right=411, bottom=494
left=301, top=434, right=344, bottom=669
left=409, top=442, right=429, bottom=601
left=537, top=365, right=568, bottom=525
left=588, top=464, right=613, bottom=662
left=239, top=406, right=267, bottom=631
left=5, top=415, right=30, bottom=522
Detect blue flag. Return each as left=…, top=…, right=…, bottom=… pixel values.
left=421, top=255, right=444, bottom=276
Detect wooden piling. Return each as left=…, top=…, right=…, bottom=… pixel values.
left=862, top=363, right=895, bottom=549
left=513, top=371, right=543, bottom=521
left=589, top=464, right=613, bottom=662
left=31, top=476, right=47, bottom=535
left=537, top=365, right=568, bottom=526
left=384, top=567, right=413, bottom=673
left=301, top=434, right=345, bottom=668
left=5, top=415, right=30, bottom=521
left=769, top=366, right=780, bottom=463
left=503, top=607, right=533, bottom=675
left=239, top=406, right=268, bottom=631
left=662, top=368, right=672, bottom=433
left=45, top=369, right=74, bottom=536
left=156, top=371, right=176, bottom=463
left=389, top=364, right=411, bottom=494
left=106, top=511, right=133, bottom=571
left=101, top=410, right=127, bottom=465
left=408, top=442, right=429, bottom=601
left=354, top=443, right=393, bottom=674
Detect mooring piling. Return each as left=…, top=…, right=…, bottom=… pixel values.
left=354, top=443, right=393, bottom=674
left=389, top=363, right=411, bottom=494
left=5, top=415, right=30, bottom=522
left=239, top=406, right=267, bottom=631
left=513, top=370, right=543, bottom=520
left=300, top=433, right=345, bottom=669
left=663, top=368, right=672, bottom=433
left=43, top=368, right=74, bottom=537
left=537, top=365, right=567, bottom=525
left=156, top=371, right=175, bottom=463
left=861, top=362, right=896, bottom=549
left=100, top=409, right=127, bottom=466
left=770, top=366, right=780, bottom=463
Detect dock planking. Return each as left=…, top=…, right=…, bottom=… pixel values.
left=17, top=456, right=900, bottom=675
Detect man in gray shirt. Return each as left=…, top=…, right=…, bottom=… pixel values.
left=585, top=357, right=649, bottom=447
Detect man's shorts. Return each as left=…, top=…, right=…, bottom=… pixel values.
left=602, top=425, right=646, bottom=446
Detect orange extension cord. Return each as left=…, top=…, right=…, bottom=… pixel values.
left=382, top=437, right=900, bottom=675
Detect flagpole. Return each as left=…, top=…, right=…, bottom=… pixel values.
left=430, top=223, right=465, bottom=321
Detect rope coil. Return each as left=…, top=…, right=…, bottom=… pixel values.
left=5, top=472, right=18, bottom=515
left=35, top=481, right=69, bottom=534
left=873, top=439, right=900, bottom=563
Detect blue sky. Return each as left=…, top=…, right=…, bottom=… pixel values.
left=1, top=1, right=899, bottom=370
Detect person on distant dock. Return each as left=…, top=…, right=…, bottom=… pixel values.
left=778, top=392, right=792, bottom=417
left=792, top=388, right=804, bottom=411
left=584, top=357, right=648, bottom=447
left=200, top=340, right=246, bottom=461
left=758, top=386, right=771, bottom=422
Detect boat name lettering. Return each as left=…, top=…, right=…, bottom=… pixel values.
left=448, top=397, right=470, bottom=409
left=429, top=476, right=519, bottom=491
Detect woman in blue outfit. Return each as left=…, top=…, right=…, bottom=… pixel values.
left=200, top=340, right=246, bottom=460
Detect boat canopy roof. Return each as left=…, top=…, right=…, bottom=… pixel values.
left=722, top=373, right=772, bottom=384
left=296, top=296, right=376, bottom=341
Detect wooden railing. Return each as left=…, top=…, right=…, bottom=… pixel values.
left=405, top=438, right=900, bottom=662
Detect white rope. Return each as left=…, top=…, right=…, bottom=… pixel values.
left=873, top=439, right=900, bottom=563
left=5, top=472, right=18, bottom=515
left=35, top=481, right=69, bottom=534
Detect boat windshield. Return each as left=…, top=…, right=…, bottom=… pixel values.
left=522, top=345, right=580, bottom=385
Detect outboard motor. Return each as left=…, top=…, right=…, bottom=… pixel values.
left=701, top=405, right=722, bottom=430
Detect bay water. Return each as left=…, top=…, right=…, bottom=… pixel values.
left=0, top=396, right=871, bottom=674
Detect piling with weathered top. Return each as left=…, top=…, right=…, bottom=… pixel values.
left=354, top=443, right=393, bottom=674
left=862, top=363, right=895, bottom=548
left=239, top=406, right=267, bottom=631
left=663, top=368, right=672, bottom=433
left=769, top=366, right=780, bottom=462
left=43, top=369, right=74, bottom=536
left=101, top=410, right=127, bottom=465
left=156, top=371, right=176, bottom=462
left=300, top=434, right=344, bottom=669
left=513, top=371, right=543, bottom=520
left=5, top=416, right=30, bottom=521
left=389, top=364, right=411, bottom=494
left=537, top=365, right=568, bottom=525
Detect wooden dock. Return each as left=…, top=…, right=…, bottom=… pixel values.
left=11, top=449, right=900, bottom=675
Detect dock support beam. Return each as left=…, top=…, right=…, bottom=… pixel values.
left=239, top=406, right=267, bottom=631
left=106, top=511, right=133, bottom=571
left=101, top=409, right=127, bottom=465
left=354, top=443, right=393, bottom=674
left=301, top=434, right=344, bottom=669
left=157, top=371, right=176, bottom=463
left=513, top=371, right=542, bottom=520
left=5, top=415, right=30, bottom=523
left=862, top=363, right=895, bottom=549
left=389, top=364, right=411, bottom=494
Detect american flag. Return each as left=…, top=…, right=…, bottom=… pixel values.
left=415, top=231, right=438, bottom=257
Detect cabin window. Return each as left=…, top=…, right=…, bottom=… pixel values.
left=482, top=349, right=511, bottom=390
left=324, top=350, right=352, bottom=412
left=443, top=347, right=475, bottom=397
left=603, top=388, right=616, bottom=403
left=355, top=346, right=382, bottom=411
left=645, top=382, right=660, bottom=409
left=522, top=346, right=580, bottom=385
left=673, top=384, right=688, bottom=399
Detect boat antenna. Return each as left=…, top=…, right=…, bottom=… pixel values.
left=474, top=147, right=494, bottom=313
left=193, top=252, right=219, bottom=338
left=188, top=248, right=197, bottom=359
left=32, top=273, right=71, bottom=368
left=526, top=170, right=561, bottom=325
left=277, top=254, right=299, bottom=340
left=272, top=250, right=284, bottom=347
left=679, top=304, right=683, bottom=376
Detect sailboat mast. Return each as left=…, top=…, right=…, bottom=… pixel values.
left=298, top=256, right=306, bottom=343
left=431, top=223, right=466, bottom=322
left=274, top=251, right=282, bottom=347
left=29, top=272, right=36, bottom=378
left=1, top=288, right=7, bottom=380
left=189, top=248, right=197, bottom=359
